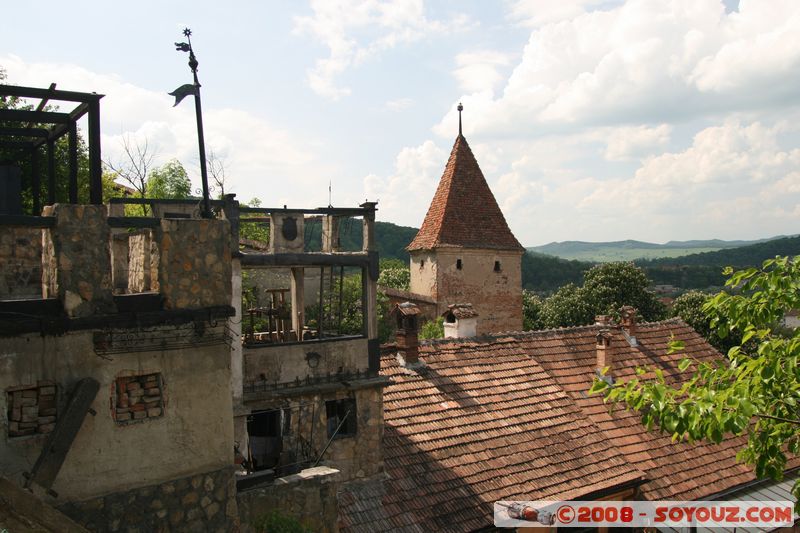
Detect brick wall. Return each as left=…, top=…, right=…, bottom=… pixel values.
left=6, top=381, right=57, bottom=437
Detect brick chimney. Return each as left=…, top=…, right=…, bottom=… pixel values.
left=595, top=314, right=613, bottom=327
left=596, top=329, right=613, bottom=371
left=619, top=306, right=638, bottom=346
left=391, top=302, right=421, bottom=365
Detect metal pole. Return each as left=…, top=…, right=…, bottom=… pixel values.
left=192, top=84, right=212, bottom=218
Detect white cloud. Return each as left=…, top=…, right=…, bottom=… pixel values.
left=364, top=140, right=447, bottom=226
left=385, top=97, right=414, bottom=111
left=437, top=0, right=800, bottom=138
left=452, top=51, right=512, bottom=94
left=507, top=0, right=619, bottom=27
left=1, top=54, right=332, bottom=208
left=603, top=124, right=672, bottom=161
left=294, top=0, right=470, bottom=99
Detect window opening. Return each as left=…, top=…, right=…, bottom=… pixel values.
left=326, top=398, right=357, bottom=438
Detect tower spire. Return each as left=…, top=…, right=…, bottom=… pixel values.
left=457, top=102, right=463, bottom=137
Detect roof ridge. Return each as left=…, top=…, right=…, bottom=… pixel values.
left=418, top=317, right=689, bottom=348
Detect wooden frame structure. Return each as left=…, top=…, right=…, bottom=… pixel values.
left=0, top=84, right=104, bottom=214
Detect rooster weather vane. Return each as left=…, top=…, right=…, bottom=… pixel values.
left=169, top=28, right=212, bottom=218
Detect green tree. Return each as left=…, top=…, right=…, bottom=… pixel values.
left=420, top=316, right=444, bottom=340
left=146, top=159, right=191, bottom=199
left=539, top=283, right=594, bottom=328
left=581, top=262, right=666, bottom=321
left=522, top=290, right=545, bottom=330
left=592, top=256, right=800, bottom=507
left=378, top=259, right=410, bottom=290
left=239, top=197, right=269, bottom=245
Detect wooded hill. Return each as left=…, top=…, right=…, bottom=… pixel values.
left=333, top=219, right=799, bottom=294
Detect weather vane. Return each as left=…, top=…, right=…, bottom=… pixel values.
left=170, top=27, right=212, bottom=218
left=458, top=102, right=463, bottom=136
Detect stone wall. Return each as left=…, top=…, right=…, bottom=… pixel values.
left=127, top=230, right=153, bottom=294
left=0, top=226, right=42, bottom=298
left=410, top=248, right=523, bottom=335
left=41, top=204, right=115, bottom=317
left=237, top=466, right=340, bottom=533
left=153, top=218, right=232, bottom=309
left=58, top=467, right=238, bottom=532
left=241, top=385, right=384, bottom=483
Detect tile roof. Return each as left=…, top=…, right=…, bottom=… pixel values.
left=406, top=135, right=524, bottom=252
left=339, top=330, right=646, bottom=532
left=339, top=319, right=793, bottom=532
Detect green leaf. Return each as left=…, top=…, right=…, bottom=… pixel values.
left=678, top=358, right=692, bottom=372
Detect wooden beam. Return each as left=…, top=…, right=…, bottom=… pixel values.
left=0, top=127, right=49, bottom=138
left=0, top=141, right=35, bottom=149
left=107, top=216, right=160, bottom=228
left=88, top=99, right=102, bottom=204
left=240, top=252, right=371, bottom=269
left=26, top=378, right=101, bottom=491
left=68, top=123, right=78, bottom=203
left=0, top=215, right=55, bottom=227
left=0, top=109, right=72, bottom=124
left=47, top=140, right=56, bottom=205
left=0, top=84, right=103, bottom=103
left=30, top=149, right=40, bottom=215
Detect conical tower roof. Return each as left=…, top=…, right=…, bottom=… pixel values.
left=407, top=134, right=524, bottom=252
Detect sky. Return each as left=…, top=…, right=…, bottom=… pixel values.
left=1, top=0, right=799, bottom=246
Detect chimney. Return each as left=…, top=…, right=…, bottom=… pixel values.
left=596, top=329, right=613, bottom=371
left=595, top=314, right=613, bottom=327
left=442, top=303, right=478, bottom=339
left=391, top=302, right=420, bottom=365
left=619, top=306, right=638, bottom=346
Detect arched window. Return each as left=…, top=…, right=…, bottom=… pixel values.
left=494, top=261, right=501, bottom=272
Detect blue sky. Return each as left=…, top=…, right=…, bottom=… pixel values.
left=2, top=0, right=799, bottom=246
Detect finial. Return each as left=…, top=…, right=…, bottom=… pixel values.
left=457, top=102, right=463, bottom=137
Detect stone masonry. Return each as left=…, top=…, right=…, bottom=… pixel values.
left=41, top=204, right=115, bottom=317
left=0, top=226, right=42, bottom=298
left=153, top=219, right=232, bottom=310
left=237, top=466, right=341, bottom=533
left=58, top=467, right=238, bottom=533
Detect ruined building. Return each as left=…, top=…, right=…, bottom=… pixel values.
left=0, top=83, right=387, bottom=532
left=407, top=118, right=524, bottom=335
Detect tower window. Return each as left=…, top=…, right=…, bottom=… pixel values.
left=494, top=261, right=501, bottom=272
left=420, top=260, right=425, bottom=268
left=456, top=259, right=462, bottom=270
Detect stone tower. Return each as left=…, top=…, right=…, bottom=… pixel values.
left=407, top=129, right=524, bottom=335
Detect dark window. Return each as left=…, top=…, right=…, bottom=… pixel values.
left=494, top=260, right=501, bottom=272
left=456, top=259, right=462, bottom=270
left=420, top=260, right=425, bottom=268
left=247, top=409, right=290, bottom=472
left=326, top=398, right=357, bottom=438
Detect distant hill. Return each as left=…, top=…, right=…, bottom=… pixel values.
left=304, top=219, right=419, bottom=262
left=345, top=220, right=799, bottom=293
left=528, top=237, right=779, bottom=262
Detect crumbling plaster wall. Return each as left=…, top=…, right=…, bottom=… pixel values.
left=244, top=338, right=369, bottom=385
left=410, top=248, right=523, bottom=335
left=0, top=328, right=234, bottom=502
